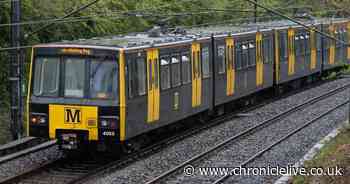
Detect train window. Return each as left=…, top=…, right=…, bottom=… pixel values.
left=33, top=57, right=60, bottom=97
left=263, top=39, right=270, bottom=64
left=64, top=58, right=85, bottom=98
left=305, top=34, right=310, bottom=53
left=317, top=34, right=322, bottom=51
left=127, top=59, right=134, bottom=98
left=280, top=32, right=288, bottom=61
left=171, top=55, right=181, bottom=87
left=295, top=36, right=300, bottom=56
left=235, top=42, right=242, bottom=70
left=269, top=39, right=273, bottom=63
left=335, top=30, right=340, bottom=47
left=160, top=56, right=171, bottom=90
left=242, top=44, right=249, bottom=69
left=217, top=45, right=225, bottom=74
left=181, top=53, right=191, bottom=84
left=90, top=60, right=118, bottom=99
left=300, top=35, right=305, bottom=55
left=136, top=57, right=146, bottom=95
left=248, top=42, right=256, bottom=66
left=202, top=47, right=210, bottom=78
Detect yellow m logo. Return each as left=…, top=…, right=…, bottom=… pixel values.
left=65, top=108, right=81, bottom=123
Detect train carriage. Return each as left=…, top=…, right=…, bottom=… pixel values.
left=322, top=20, right=350, bottom=71
left=187, top=26, right=274, bottom=108
left=28, top=33, right=215, bottom=150
left=273, top=23, right=323, bottom=84
left=27, top=18, right=350, bottom=152
left=124, top=36, right=213, bottom=141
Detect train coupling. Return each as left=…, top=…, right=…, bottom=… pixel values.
left=61, top=133, right=78, bottom=150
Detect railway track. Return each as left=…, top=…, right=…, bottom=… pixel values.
left=0, top=137, right=42, bottom=157
left=1, top=81, right=348, bottom=184
left=143, top=84, right=350, bottom=184
left=0, top=138, right=56, bottom=165
left=212, top=101, right=349, bottom=184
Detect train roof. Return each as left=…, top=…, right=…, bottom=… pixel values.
left=35, top=17, right=349, bottom=51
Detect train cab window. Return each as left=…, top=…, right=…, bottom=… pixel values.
left=217, top=45, right=225, bottom=74
left=235, top=42, right=242, bottom=70
left=202, top=47, right=210, bottom=78
left=248, top=42, right=256, bottom=66
left=171, top=55, right=181, bottom=87
left=242, top=44, right=249, bottom=69
left=33, top=57, right=60, bottom=97
left=64, top=58, right=85, bottom=98
left=160, top=56, right=171, bottom=90
left=181, top=53, right=191, bottom=84
left=90, top=59, right=118, bottom=99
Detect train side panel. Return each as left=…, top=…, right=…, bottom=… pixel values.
left=124, top=41, right=212, bottom=140
left=213, top=31, right=274, bottom=107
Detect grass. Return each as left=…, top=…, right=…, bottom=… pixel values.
left=292, top=124, right=350, bottom=184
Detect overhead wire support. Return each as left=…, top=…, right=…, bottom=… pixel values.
left=244, top=0, right=349, bottom=46
left=9, top=0, right=22, bottom=140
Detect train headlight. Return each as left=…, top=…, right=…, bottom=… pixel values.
left=30, top=113, right=48, bottom=125
left=101, top=119, right=108, bottom=127
left=99, top=116, right=119, bottom=129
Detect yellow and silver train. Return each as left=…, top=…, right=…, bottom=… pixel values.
left=27, top=18, right=350, bottom=151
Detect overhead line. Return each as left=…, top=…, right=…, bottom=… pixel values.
left=0, top=15, right=278, bottom=52
left=24, top=0, right=101, bottom=38
left=244, top=0, right=349, bottom=46
left=0, top=7, right=344, bottom=28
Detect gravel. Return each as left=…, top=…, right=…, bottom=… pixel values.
left=236, top=108, right=347, bottom=184
left=170, top=88, right=348, bottom=183
left=0, top=145, right=63, bottom=180
left=86, top=78, right=350, bottom=184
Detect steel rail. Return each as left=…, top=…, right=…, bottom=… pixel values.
left=0, top=137, right=40, bottom=157
left=71, top=79, right=338, bottom=184
left=212, top=101, right=349, bottom=184
left=144, top=84, right=350, bottom=184
left=0, top=140, right=57, bottom=165
left=3, top=80, right=346, bottom=184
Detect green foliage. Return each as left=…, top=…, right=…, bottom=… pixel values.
left=0, top=0, right=349, bottom=108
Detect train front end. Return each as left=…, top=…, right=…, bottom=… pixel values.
left=27, top=45, right=122, bottom=151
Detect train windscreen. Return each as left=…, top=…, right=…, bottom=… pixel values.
left=32, top=56, right=118, bottom=100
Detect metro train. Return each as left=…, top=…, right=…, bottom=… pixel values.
left=27, top=18, right=350, bottom=151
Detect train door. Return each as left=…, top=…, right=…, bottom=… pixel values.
left=347, top=22, right=350, bottom=60
left=329, top=24, right=336, bottom=65
left=274, top=30, right=280, bottom=82
left=288, top=28, right=296, bottom=76
left=226, top=37, right=235, bottom=96
left=310, top=29, right=317, bottom=70
left=191, top=43, right=201, bottom=107
left=256, top=32, right=264, bottom=86
left=147, top=48, right=160, bottom=123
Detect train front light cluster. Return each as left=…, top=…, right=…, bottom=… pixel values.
left=99, top=116, right=118, bottom=129
left=30, top=113, right=48, bottom=125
